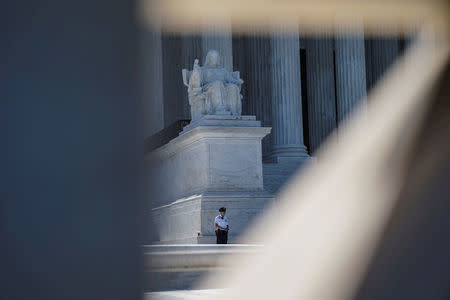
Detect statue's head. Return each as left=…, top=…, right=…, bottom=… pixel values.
left=204, top=50, right=221, bottom=67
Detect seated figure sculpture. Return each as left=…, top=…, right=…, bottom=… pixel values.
left=182, top=50, right=244, bottom=121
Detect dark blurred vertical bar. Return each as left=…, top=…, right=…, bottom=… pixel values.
left=354, top=62, right=450, bottom=300
left=3, top=1, right=142, bottom=300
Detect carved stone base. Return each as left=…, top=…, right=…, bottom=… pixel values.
left=151, top=192, right=274, bottom=244
left=147, top=117, right=272, bottom=243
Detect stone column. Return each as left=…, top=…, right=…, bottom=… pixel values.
left=334, top=26, right=367, bottom=124
left=364, top=39, right=374, bottom=91
left=246, top=33, right=273, bottom=159
left=139, top=25, right=164, bottom=137
left=232, top=34, right=247, bottom=110
left=161, top=34, right=183, bottom=127
left=367, top=36, right=399, bottom=89
left=181, top=34, right=202, bottom=119
left=202, top=22, right=233, bottom=71
left=305, top=36, right=336, bottom=153
left=270, top=25, right=308, bottom=162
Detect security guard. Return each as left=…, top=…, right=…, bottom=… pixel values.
left=214, top=207, right=229, bottom=244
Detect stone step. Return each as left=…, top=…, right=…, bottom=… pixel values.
left=263, top=159, right=315, bottom=193
left=143, top=244, right=263, bottom=292
left=263, top=162, right=303, bottom=194
left=145, top=289, right=225, bottom=300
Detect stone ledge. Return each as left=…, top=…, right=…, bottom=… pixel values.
left=144, top=289, right=226, bottom=300
left=143, top=244, right=263, bottom=270
left=143, top=245, right=264, bottom=291
left=181, top=115, right=260, bottom=134
left=152, top=191, right=274, bottom=208
left=148, top=125, right=271, bottom=161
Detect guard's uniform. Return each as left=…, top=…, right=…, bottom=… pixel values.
left=214, top=214, right=229, bottom=244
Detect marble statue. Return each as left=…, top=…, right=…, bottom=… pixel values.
left=182, top=50, right=244, bottom=121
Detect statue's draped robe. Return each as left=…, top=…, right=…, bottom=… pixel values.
left=201, top=67, right=241, bottom=116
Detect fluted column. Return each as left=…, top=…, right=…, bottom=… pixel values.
left=232, top=34, right=247, bottom=109
left=139, top=25, right=164, bottom=137
left=270, top=25, right=308, bottom=162
left=181, top=34, right=202, bottom=119
left=334, top=26, right=367, bottom=124
left=245, top=33, right=273, bottom=159
left=364, top=39, right=374, bottom=91
left=368, top=37, right=399, bottom=89
left=202, top=22, right=233, bottom=70
left=305, top=36, right=336, bottom=153
left=162, top=34, right=183, bottom=127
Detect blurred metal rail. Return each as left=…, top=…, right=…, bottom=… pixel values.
left=140, top=0, right=449, bottom=37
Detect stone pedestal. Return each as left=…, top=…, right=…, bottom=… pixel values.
left=148, top=116, right=273, bottom=243
left=152, top=192, right=273, bottom=244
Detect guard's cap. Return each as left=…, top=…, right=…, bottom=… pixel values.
left=219, top=207, right=226, bottom=212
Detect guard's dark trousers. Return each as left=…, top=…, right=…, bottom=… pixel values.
left=216, top=230, right=228, bottom=244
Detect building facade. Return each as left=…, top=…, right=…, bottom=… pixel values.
left=142, top=26, right=408, bottom=243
